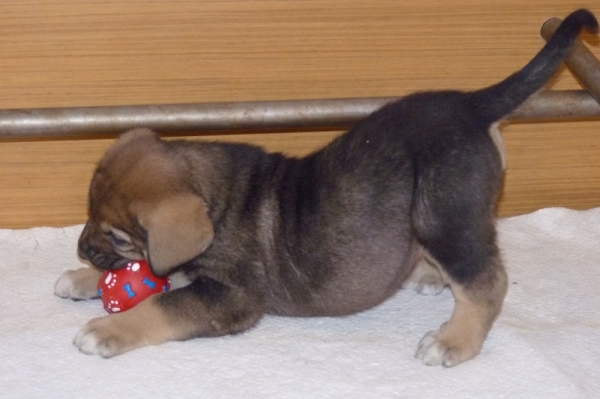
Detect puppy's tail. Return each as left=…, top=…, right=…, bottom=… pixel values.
left=472, top=9, right=598, bottom=123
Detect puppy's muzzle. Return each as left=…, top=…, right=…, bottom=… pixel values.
left=77, top=239, right=129, bottom=271
left=77, top=240, right=95, bottom=262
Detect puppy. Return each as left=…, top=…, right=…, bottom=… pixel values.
left=55, top=10, right=597, bottom=366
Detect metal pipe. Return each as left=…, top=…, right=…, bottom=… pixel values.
left=0, top=90, right=598, bottom=139
left=541, top=17, right=600, bottom=103
left=0, top=97, right=396, bottom=139
left=508, top=90, right=600, bottom=121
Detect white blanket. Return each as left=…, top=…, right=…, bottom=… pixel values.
left=1, top=207, right=599, bottom=398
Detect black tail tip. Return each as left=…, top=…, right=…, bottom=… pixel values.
left=564, top=9, right=599, bottom=34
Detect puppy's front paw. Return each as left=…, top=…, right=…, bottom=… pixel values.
left=415, top=327, right=482, bottom=367
left=74, top=314, right=144, bottom=357
left=73, top=297, right=176, bottom=357
left=55, top=268, right=102, bottom=300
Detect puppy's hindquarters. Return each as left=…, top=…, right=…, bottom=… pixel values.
left=410, top=133, right=507, bottom=367
left=406, top=9, right=598, bottom=366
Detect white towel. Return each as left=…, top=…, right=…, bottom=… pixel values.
left=1, top=207, right=599, bottom=398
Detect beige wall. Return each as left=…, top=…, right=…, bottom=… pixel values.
left=1, top=0, right=599, bottom=228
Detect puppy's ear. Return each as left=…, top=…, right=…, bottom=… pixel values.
left=116, top=128, right=158, bottom=146
left=137, top=194, right=214, bottom=275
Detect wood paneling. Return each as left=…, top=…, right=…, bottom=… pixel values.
left=0, top=0, right=599, bottom=228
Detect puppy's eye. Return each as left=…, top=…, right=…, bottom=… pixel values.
left=108, top=232, right=128, bottom=246
left=106, top=230, right=135, bottom=251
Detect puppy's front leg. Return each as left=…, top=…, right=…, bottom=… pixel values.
left=74, top=277, right=265, bottom=357
left=55, top=267, right=102, bottom=300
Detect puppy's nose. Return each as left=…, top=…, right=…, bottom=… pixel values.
left=77, top=240, right=95, bottom=261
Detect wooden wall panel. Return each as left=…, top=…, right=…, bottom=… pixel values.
left=0, top=0, right=599, bottom=228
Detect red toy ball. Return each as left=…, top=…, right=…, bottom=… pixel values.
left=98, top=260, right=170, bottom=314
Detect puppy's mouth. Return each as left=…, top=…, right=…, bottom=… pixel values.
left=78, top=224, right=147, bottom=271
left=78, top=246, right=131, bottom=271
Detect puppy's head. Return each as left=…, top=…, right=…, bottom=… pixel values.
left=78, top=128, right=214, bottom=276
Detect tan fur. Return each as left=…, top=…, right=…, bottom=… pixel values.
left=77, top=129, right=215, bottom=273
left=415, top=256, right=508, bottom=366
left=134, top=194, right=214, bottom=275
left=74, top=295, right=183, bottom=357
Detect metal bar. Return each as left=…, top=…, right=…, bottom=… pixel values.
left=0, top=90, right=599, bottom=139
left=541, top=17, right=600, bottom=104
left=509, top=90, right=600, bottom=121
left=0, top=97, right=396, bottom=139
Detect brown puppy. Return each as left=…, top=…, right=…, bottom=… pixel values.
left=55, top=10, right=597, bottom=366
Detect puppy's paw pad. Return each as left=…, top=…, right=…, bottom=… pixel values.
left=54, top=269, right=100, bottom=300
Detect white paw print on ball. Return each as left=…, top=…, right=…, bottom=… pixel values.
left=107, top=299, right=122, bottom=313
left=126, top=262, right=141, bottom=272
left=103, top=272, right=118, bottom=289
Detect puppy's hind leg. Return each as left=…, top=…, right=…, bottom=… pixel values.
left=410, top=157, right=508, bottom=366
left=402, top=256, right=447, bottom=296
left=415, top=255, right=507, bottom=367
